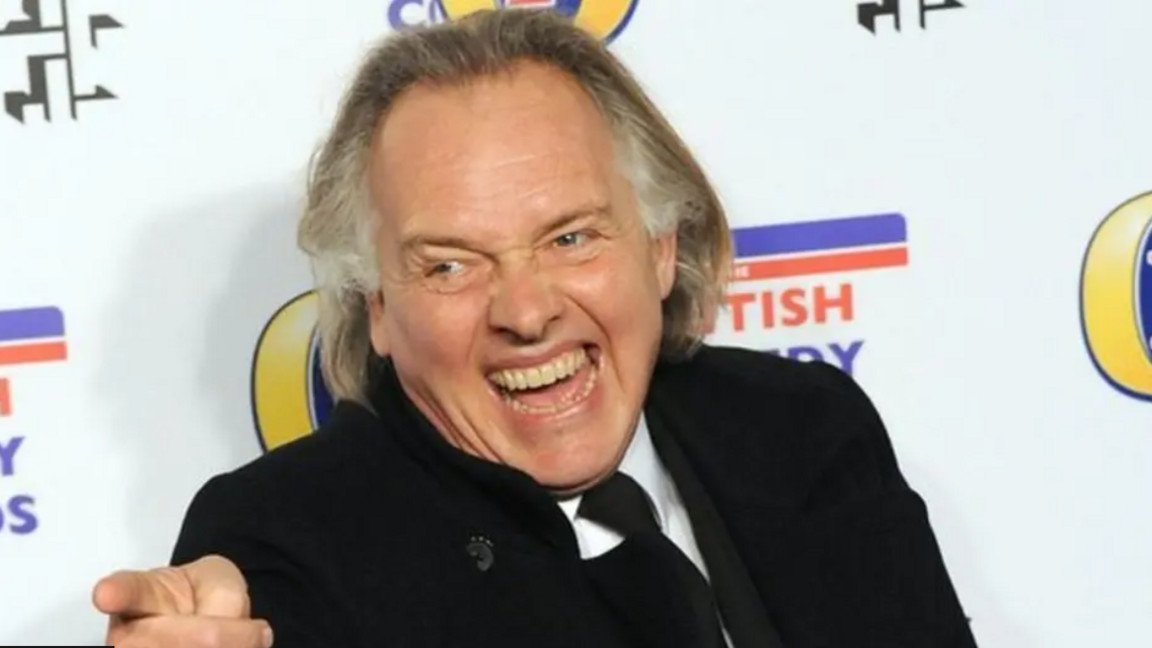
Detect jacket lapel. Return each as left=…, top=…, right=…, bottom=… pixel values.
left=584, top=531, right=723, bottom=648
left=645, top=403, right=786, bottom=648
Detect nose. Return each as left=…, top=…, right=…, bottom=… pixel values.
left=488, top=260, right=563, bottom=343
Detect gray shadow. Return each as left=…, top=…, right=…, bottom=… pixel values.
left=901, top=457, right=1034, bottom=648
left=94, top=179, right=312, bottom=560
left=29, top=180, right=314, bottom=644
left=15, top=177, right=313, bottom=645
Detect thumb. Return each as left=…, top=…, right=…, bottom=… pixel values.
left=92, top=568, right=193, bottom=618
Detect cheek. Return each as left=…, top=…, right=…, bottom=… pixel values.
left=563, top=251, right=665, bottom=342
left=386, top=291, right=486, bottom=374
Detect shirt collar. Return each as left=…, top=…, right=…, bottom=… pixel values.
left=556, top=413, right=671, bottom=530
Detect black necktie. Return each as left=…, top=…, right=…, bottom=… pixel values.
left=578, top=473, right=726, bottom=648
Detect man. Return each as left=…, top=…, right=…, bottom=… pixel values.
left=93, top=9, right=976, bottom=647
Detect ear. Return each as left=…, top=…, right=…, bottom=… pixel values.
left=366, top=290, right=390, bottom=356
left=652, top=229, right=678, bottom=300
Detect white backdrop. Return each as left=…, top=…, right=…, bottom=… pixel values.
left=2, top=1, right=1150, bottom=645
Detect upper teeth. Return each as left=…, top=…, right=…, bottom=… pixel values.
left=488, top=348, right=588, bottom=392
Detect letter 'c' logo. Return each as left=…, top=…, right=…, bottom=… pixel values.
left=251, top=292, right=332, bottom=451
left=438, top=0, right=638, bottom=42
left=1080, top=192, right=1152, bottom=401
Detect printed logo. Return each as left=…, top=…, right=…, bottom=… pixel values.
left=0, top=0, right=124, bottom=123
left=857, top=0, right=963, bottom=33
left=388, top=0, right=639, bottom=42
left=716, top=212, right=910, bottom=375
left=250, top=292, right=333, bottom=452
left=0, top=306, right=68, bottom=536
left=0, top=306, right=69, bottom=417
left=1080, top=192, right=1152, bottom=402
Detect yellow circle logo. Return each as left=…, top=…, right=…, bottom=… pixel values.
left=1080, top=192, right=1152, bottom=401
left=250, top=292, right=332, bottom=451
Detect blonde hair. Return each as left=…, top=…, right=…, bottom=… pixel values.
left=299, top=9, right=731, bottom=404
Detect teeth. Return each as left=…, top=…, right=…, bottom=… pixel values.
left=487, top=348, right=589, bottom=392
left=501, top=359, right=599, bottom=416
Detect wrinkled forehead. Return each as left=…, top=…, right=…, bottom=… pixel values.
left=366, top=61, right=630, bottom=243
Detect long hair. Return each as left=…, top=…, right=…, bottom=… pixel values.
left=299, top=9, right=731, bottom=404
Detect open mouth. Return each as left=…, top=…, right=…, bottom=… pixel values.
left=486, top=346, right=600, bottom=416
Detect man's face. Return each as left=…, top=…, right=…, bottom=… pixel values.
left=365, top=62, right=677, bottom=494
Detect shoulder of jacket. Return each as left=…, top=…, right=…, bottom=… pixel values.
left=201, top=400, right=397, bottom=500
left=651, top=344, right=906, bottom=508
left=650, top=343, right=888, bottom=466
left=655, top=343, right=859, bottom=403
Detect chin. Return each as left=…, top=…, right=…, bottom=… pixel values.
left=516, top=442, right=622, bottom=495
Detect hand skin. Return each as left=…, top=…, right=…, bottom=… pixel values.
left=92, top=555, right=273, bottom=648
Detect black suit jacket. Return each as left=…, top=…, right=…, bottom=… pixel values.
left=172, top=345, right=977, bottom=647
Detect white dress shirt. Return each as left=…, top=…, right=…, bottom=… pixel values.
left=556, top=415, right=732, bottom=645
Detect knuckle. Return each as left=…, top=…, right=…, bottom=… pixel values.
left=204, top=586, right=250, bottom=615
left=151, top=567, right=195, bottom=614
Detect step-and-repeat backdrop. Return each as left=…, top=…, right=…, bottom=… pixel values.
left=2, top=1, right=1150, bottom=645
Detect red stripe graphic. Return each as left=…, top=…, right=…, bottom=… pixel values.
left=0, top=378, right=9, bottom=417
left=0, top=341, right=69, bottom=366
left=733, top=247, right=908, bottom=282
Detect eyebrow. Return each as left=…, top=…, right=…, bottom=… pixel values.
left=535, top=204, right=610, bottom=240
left=399, top=204, right=611, bottom=254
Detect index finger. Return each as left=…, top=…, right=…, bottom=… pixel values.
left=107, top=615, right=273, bottom=648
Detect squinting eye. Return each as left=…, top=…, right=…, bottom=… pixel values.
left=555, top=231, right=588, bottom=247
left=429, top=260, right=465, bottom=276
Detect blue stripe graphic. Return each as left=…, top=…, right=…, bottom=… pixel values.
left=0, top=307, right=65, bottom=343
left=733, top=213, right=907, bottom=259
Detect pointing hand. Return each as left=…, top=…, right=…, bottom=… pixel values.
left=92, top=554, right=272, bottom=648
